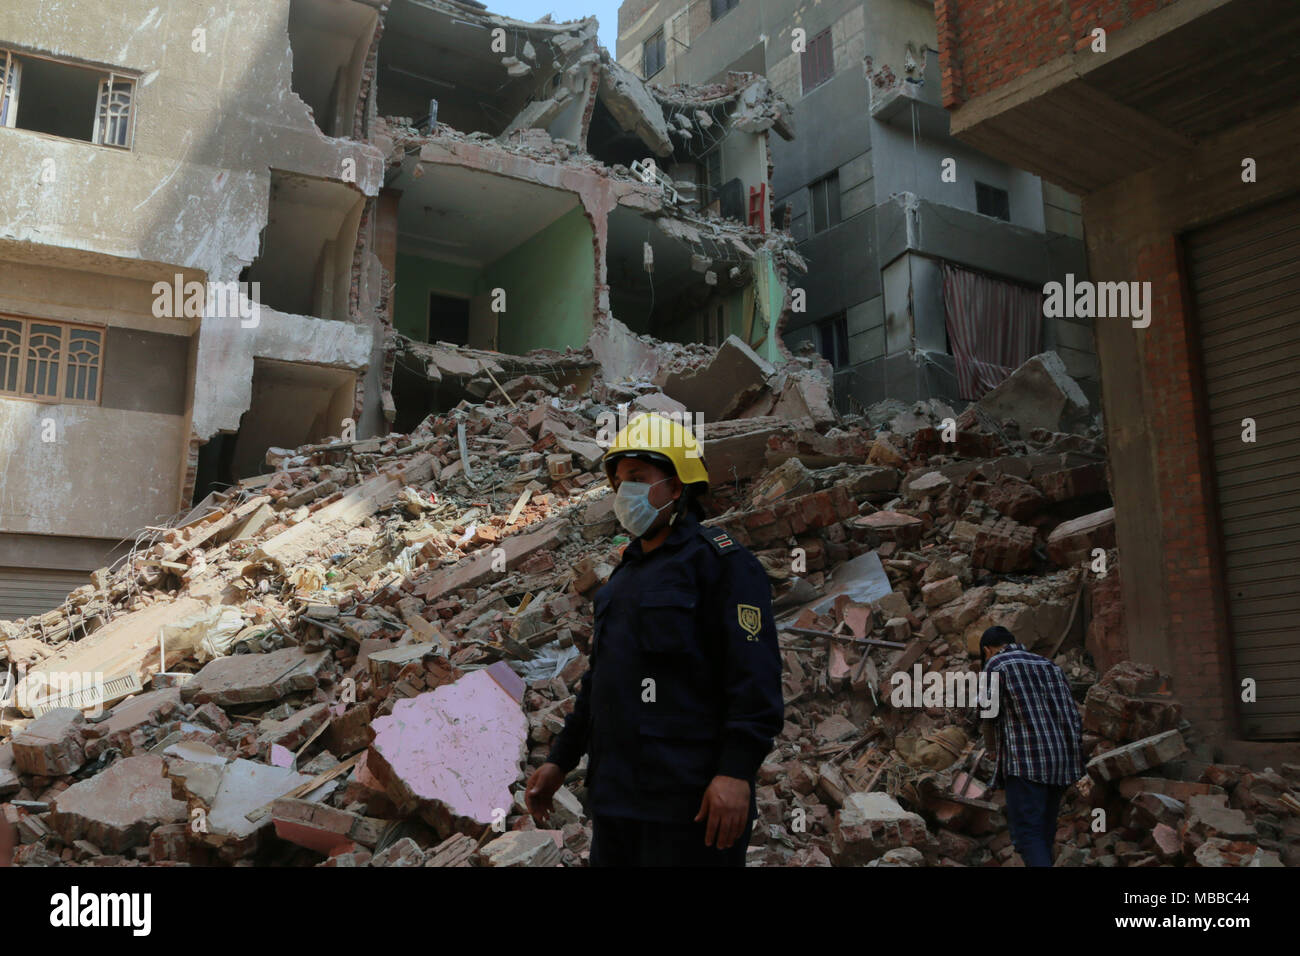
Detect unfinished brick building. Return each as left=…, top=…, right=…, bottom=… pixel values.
left=936, top=0, right=1300, bottom=752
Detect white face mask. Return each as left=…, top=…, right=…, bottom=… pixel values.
left=613, top=477, right=673, bottom=538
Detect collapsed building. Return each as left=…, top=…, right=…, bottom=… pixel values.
left=2, top=1, right=1295, bottom=870
left=0, top=0, right=799, bottom=617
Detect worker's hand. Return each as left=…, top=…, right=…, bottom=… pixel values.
left=524, top=762, right=565, bottom=824
left=695, top=775, right=751, bottom=850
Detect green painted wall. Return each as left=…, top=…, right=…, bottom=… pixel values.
left=393, top=254, right=479, bottom=340
left=482, top=205, right=594, bottom=354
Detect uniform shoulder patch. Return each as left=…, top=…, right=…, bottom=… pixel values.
left=700, top=525, right=739, bottom=554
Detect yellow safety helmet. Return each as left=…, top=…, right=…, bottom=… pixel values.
left=603, top=413, right=709, bottom=489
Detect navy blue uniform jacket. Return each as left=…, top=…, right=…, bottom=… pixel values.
left=546, top=513, right=784, bottom=823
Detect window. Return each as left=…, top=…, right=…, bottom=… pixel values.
left=711, top=0, right=740, bottom=22
left=809, top=172, right=841, bottom=234
left=0, top=316, right=103, bottom=404
left=643, top=30, right=666, bottom=79
left=0, top=48, right=135, bottom=148
left=801, top=29, right=834, bottom=94
left=815, top=313, right=848, bottom=368
left=976, top=182, right=1011, bottom=221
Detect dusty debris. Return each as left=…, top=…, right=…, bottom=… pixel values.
left=1, top=344, right=1294, bottom=868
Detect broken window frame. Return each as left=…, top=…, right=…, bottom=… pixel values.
left=801, top=29, right=834, bottom=95
left=0, top=314, right=105, bottom=406
left=809, top=171, right=841, bottom=234
left=643, top=29, right=666, bottom=79
left=93, top=72, right=136, bottom=149
left=0, top=47, right=136, bottom=149
left=0, top=49, right=20, bottom=128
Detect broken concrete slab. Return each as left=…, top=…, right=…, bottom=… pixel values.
left=424, top=831, right=479, bottom=867
left=11, top=707, right=87, bottom=776
left=1087, top=730, right=1188, bottom=782
left=829, top=791, right=934, bottom=866
left=256, top=702, right=331, bottom=757
left=1192, top=837, right=1282, bottom=867
left=365, top=668, right=528, bottom=838
left=168, top=755, right=340, bottom=854
left=182, top=647, right=331, bottom=707
left=83, top=688, right=182, bottom=759
left=481, top=829, right=562, bottom=866
left=977, top=351, right=1090, bottom=434
left=597, top=57, right=672, bottom=157
left=586, top=316, right=663, bottom=383
left=49, top=754, right=186, bottom=853
left=14, top=597, right=207, bottom=715
left=660, top=335, right=775, bottom=421
left=414, top=520, right=569, bottom=601
left=256, top=454, right=435, bottom=568
left=1047, top=507, right=1117, bottom=567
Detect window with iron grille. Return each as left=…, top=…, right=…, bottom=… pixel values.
left=0, top=48, right=135, bottom=149
left=643, top=30, right=666, bottom=78
left=809, top=172, right=841, bottom=234
left=711, top=0, right=740, bottom=22
left=976, top=182, right=1011, bottom=221
left=815, top=313, right=848, bottom=368
left=801, top=29, right=834, bottom=94
left=0, top=316, right=103, bottom=404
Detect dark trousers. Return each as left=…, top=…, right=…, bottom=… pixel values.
left=1004, top=775, right=1066, bottom=867
left=590, top=815, right=754, bottom=867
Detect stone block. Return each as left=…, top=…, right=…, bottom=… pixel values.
left=49, top=754, right=186, bottom=853
left=183, top=647, right=330, bottom=707
left=11, top=707, right=87, bottom=776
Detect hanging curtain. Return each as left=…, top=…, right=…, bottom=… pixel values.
left=942, top=261, right=1043, bottom=400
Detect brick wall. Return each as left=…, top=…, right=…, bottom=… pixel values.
left=1135, top=235, right=1235, bottom=737
left=935, top=0, right=1183, bottom=108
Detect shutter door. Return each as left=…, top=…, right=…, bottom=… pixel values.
left=1184, top=193, right=1300, bottom=739
left=0, top=567, right=88, bottom=622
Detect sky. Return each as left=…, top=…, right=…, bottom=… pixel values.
left=485, top=0, right=623, bottom=54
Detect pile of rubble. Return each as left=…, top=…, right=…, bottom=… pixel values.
left=2, top=341, right=1294, bottom=866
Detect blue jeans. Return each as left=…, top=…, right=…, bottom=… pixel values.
left=1004, top=775, right=1066, bottom=867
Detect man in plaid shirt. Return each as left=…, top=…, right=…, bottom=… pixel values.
left=979, top=626, right=1084, bottom=866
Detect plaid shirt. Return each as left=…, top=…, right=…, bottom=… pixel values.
left=983, top=644, right=1084, bottom=788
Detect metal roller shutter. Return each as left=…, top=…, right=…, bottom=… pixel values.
left=0, top=567, right=88, bottom=622
left=1185, top=193, right=1300, bottom=739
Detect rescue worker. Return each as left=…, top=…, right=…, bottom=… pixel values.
left=524, top=413, right=783, bottom=866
